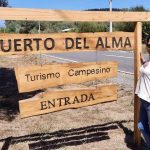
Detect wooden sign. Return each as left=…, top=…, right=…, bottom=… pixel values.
left=0, top=32, right=134, bottom=55
left=15, top=61, right=118, bottom=93
left=0, top=7, right=150, bottom=22
left=19, top=84, right=118, bottom=118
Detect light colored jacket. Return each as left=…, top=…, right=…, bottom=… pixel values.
left=135, top=62, right=150, bottom=103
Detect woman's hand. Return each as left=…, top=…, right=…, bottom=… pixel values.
left=140, top=52, right=149, bottom=68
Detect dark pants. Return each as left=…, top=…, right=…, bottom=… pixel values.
left=138, top=99, right=150, bottom=150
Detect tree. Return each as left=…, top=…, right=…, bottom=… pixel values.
left=0, top=0, right=8, bottom=33
left=113, top=6, right=147, bottom=33
left=142, top=22, right=150, bottom=43
left=0, top=0, right=8, bottom=7
left=130, top=5, right=146, bottom=11
left=76, top=22, right=108, bottom=33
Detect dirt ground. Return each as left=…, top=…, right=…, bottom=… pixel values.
left=0, top=55, right=147, bottom=150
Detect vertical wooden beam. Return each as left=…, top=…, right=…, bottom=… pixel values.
left=134, top=22, right=142, bottom=147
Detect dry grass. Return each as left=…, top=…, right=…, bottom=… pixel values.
left=0, top=55, right=147, bottom=150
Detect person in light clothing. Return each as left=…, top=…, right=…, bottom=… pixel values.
left=135, top=35, right=150, bottom=150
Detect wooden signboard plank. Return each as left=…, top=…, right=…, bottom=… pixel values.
left=0, top=32, right=134, bottom=56
left=15, top=61, right=118, bottom=93
left=134, top=22, right=142, bottom=146
left=0, top=7, right=150, bottom=22
left=19, top=84, right=118, bottom=118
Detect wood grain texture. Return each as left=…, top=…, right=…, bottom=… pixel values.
left=15, top=61, right=118, bottom=93
left=0, top=7, right=150, bottom=22
left=19, top=84, right=118, bottom=118
left=0, top=32, right=134, bottom=56
left=134, top=22, right=142, bottom=147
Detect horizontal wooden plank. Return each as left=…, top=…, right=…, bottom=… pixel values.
left=0, top=32, right=134, bottom=56
left=0, top=7, right=150, bottom=22
left=19, top=84, right=118, bottom=118
left=15, top=61, right=118, bottom=93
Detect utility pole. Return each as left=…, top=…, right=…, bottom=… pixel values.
left=38, top=21, right=41, bottom=34
left=109, top=0, right=112, bottom=32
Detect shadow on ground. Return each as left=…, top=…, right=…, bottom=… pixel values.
left=0, top=69, right=147, bottom=150
left=0, top=120, right=146, bottom=150
left=0, top=68, right=42, bottom=121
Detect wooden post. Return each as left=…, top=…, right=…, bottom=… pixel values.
left=134, top=22, right=142, bottom=147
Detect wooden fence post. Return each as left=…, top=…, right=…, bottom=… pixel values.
left=134, top=22, right=142, bottom=147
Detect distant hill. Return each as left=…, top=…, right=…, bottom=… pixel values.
left=86, top=8, right=123, bottom=11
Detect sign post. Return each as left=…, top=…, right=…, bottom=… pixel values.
left=0, top=7, right=149, bottom=148
left=0, top=32, right=134, bottom=56
left=134, top=22, right=142, bottom=147
left=15, top=61, right=118, bottom=93
left=19, top=84, right=118, bottom=118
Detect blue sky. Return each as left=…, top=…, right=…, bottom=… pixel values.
left=8, top=0, right=150, bottom=10
left=0, top=0, right=149, bottom=27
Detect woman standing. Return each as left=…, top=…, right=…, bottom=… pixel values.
left=135, top=35, right=150, bottom=150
